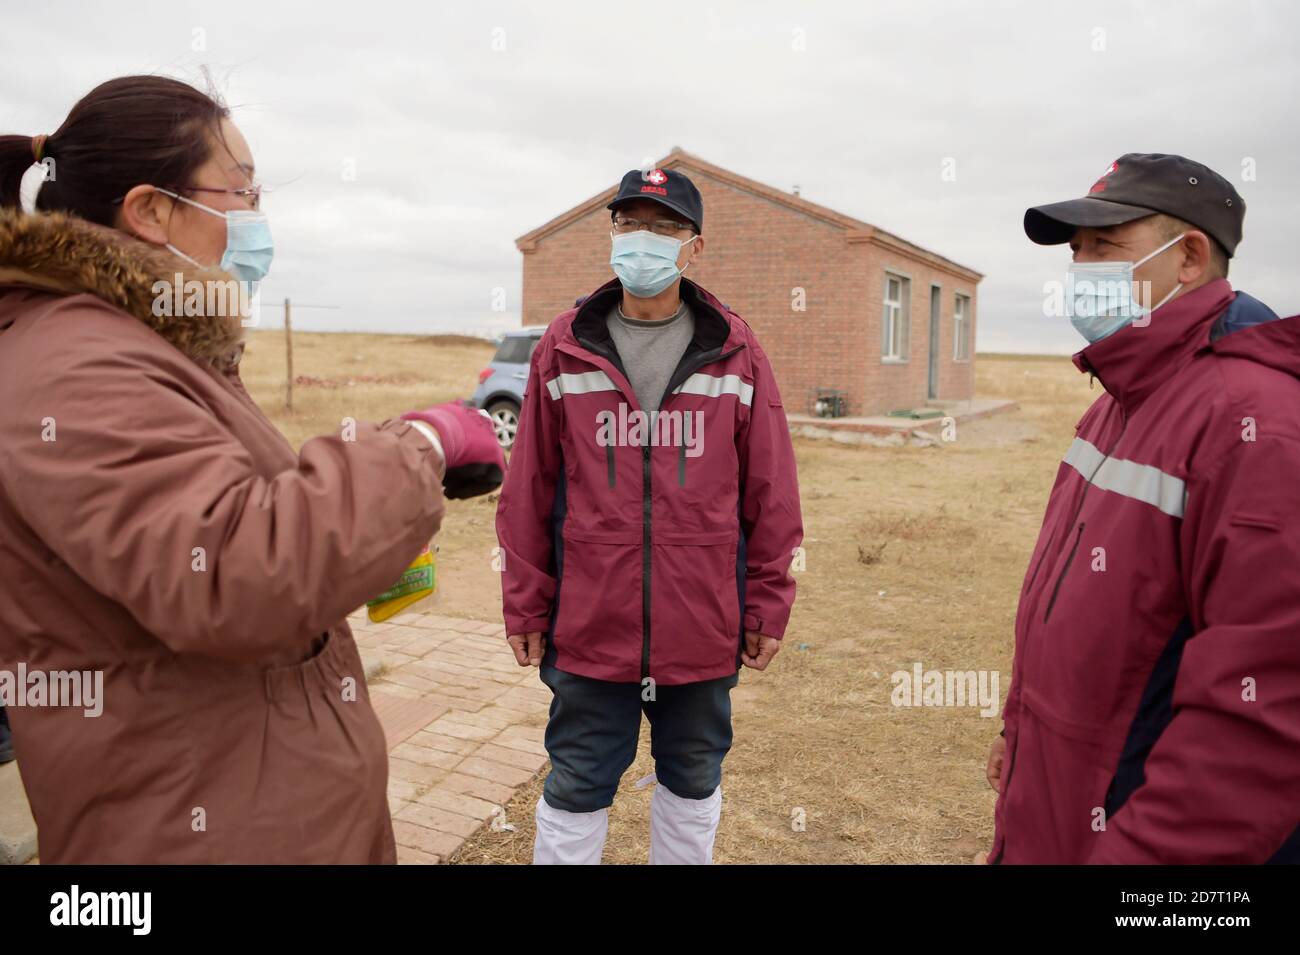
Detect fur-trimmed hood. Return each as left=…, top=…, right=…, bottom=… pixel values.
left=0, top=208, right=244, bottom=364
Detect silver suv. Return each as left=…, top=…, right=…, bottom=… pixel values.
left=471, top=327, right=545, bottom=449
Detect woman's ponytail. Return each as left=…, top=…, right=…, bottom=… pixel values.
left=0, top=134, right=42, bottom=210
left=0, top=76, right=228, bottom=225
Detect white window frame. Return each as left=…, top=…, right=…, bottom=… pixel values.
left=881, top=271, right=910, bottom=363
left=953, top=292, right=972, bottom=362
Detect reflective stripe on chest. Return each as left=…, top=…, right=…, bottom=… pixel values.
left=546, top=369, right=752, bottom=406
left=1063, top=437, right=1187, bottom=518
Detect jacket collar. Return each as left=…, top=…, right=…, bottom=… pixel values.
left=0, top=209, right=245, bottom=366
left=567, top=277, right=741, bottom=359
left=1211, top=312, right=1300, bottom=379
left=1211, top=289, right=1279, bottom=341
left=1073, top=278, right=1236, bottom=416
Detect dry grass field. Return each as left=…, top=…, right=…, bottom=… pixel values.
left=239, top=329, right=1096, bottom=864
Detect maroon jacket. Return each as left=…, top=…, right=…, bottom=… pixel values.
left=993, top=280, right=1300, bottom=864
left=496, top=279, right=803, bottom=685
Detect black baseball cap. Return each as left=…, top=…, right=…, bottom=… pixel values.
left=1024, top=153, right=1245, bottom=257
left=608, top=166, right=703, bottom=233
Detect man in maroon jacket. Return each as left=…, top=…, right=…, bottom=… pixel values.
left=495, top=166, right=803, bottom=864
left=987, top=153, right=1300, bottom=863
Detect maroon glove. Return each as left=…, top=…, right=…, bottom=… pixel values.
left=402, top=400, right=506, bottom=499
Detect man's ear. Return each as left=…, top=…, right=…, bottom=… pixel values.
left=1176, top=230, right=1213, bottom=285
left=688, top=233, right=704, bottom=264
left=115, top=184, right=173, bottom=245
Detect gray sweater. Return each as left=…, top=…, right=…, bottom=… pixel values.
left=605, top=301, right=695, bottom=412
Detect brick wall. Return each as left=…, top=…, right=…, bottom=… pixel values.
left=520, top=164, right=978, bottom=416
left=860, top=244, right=978, bottom=411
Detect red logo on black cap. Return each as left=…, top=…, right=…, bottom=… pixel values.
left=645, top=169, right=668, bottom=185
left=1089, top=160, right=1119, bottom=194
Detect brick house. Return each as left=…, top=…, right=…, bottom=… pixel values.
left=515, top=148, right=982, bottom=416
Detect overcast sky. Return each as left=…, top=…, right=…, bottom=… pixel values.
left=4, top=0, right=1295, bottom=353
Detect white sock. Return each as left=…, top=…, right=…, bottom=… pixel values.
left=649, top=783, right=722, bottom=865
left=533, top=794, right=609, bottom=865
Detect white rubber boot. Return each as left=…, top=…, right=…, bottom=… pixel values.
left=533, top=794, right=609, bottom=865
left=649, top=783, right=722, bottom=865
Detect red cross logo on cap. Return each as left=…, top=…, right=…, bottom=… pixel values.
left=646, top=169, right=667, bottom=185
left=1089, top=160, right=1119, bottom=194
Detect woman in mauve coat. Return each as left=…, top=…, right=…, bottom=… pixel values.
left=0, top=75, right=502, bottom=863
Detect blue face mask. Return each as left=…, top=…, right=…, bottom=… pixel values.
left=609, top=230, right=698, bottom=298
left=157, top=188, right=274, bottom=284
left=1066, top=232, right=1184, bottom=343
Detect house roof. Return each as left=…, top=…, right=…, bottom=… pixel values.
left=515, top=147, right=983, bottom=282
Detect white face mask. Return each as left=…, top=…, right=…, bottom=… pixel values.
left=156, top=188, right=274, bottom=284
left=1066, top=231, right=1185, bottom=343
left=609, top=230, right=698, bottom=298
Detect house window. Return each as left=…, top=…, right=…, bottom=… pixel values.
left=882, top=273, right=910, bottom=362
left=954, top=293, right=971, bottom=362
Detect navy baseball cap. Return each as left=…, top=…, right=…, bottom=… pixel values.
left=608, top=166, right=703, bottom=234
left=1025, top=153, right=1245, bottom=256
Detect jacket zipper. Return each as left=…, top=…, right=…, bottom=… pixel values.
left=1022, top=533, right=1052, bottom=602
left=638, top=342, right=747, bottom=682
left=1038, top=373, right=1128, bottom=624
left=641, top=442, right=653, bottom=680
left=1029, top=359, right=1126, bottom=626
left=1003, top=367, right=1128, bottom=858
left=1042, top=522, right=1085, bottom=623
left=575, top=313, right=747, bottom=684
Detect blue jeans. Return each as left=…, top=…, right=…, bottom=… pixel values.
left=539, top=664, right=739, bottom=813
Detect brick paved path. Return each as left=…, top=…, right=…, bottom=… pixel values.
left=349, top=609, right=551, bottom=864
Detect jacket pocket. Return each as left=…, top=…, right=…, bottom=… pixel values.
left=555, top=527, right=643, bottom=669
left=651, top=529, right=742, bottom=673
left=264, top=625, right=359, bottom=702
left=254, top=627, right=393, bottom=862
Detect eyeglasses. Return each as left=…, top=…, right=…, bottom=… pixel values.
left=112, top=182, right=265, bottom=209
left=178, top=182, right=263, bottom=210
left=612, top=214, right=693, bottom=237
